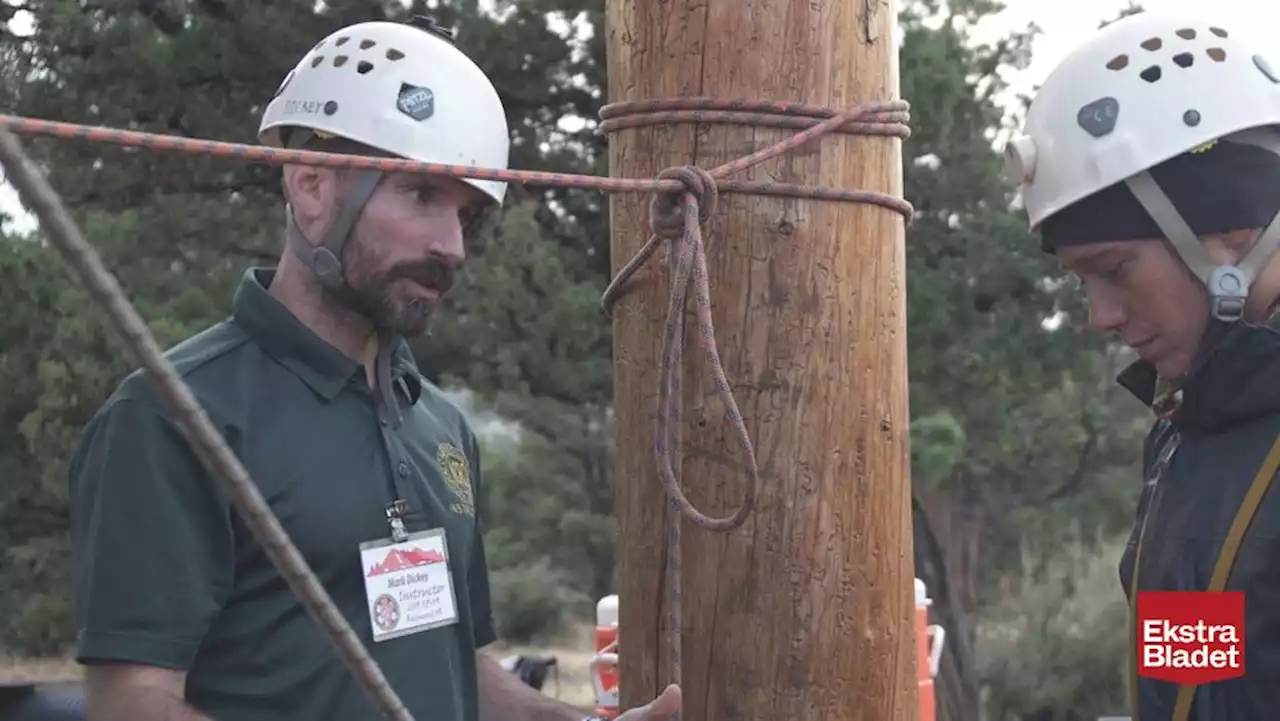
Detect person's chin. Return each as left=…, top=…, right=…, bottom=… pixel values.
left=380, top=300, right=437, bottom=338
left=1149, top=352, right=1192, bottom=381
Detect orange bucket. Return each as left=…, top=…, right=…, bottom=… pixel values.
left=915, top=578, right=945, bottom=721
left=590, top=594, right=620, bottom=719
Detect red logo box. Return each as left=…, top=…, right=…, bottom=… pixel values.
left=1136, top=591, right=1245, bottom=685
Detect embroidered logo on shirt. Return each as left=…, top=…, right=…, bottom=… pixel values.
left=437, top=442, right=475, bottom=518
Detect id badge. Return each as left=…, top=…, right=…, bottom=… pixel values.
left=359, top=527, right=460, bottom=643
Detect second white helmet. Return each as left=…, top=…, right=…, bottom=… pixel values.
left=1005, top=12, right=1280, bottom=232
left=1004, top=11, right=1280, bottom=320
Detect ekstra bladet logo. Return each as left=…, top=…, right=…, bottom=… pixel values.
left=1136, top=591, right=1245, bottom=684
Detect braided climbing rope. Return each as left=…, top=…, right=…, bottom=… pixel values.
left=0, top=96, right=913, bottom=720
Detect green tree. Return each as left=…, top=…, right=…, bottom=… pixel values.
left=0, top=211, right=236, bottom=655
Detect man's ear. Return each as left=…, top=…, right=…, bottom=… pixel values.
left=282, top=164, right=340, bottom=232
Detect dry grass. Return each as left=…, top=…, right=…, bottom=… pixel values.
left=0, top=623, right=599, bottom=708
left=0, top=656, right=82, bottom=685
left=481, top=622, right=598, bottom=708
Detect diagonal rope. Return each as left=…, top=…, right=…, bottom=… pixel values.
left=0, top=95, right=914, bottom=720
left=0, top=127, right=415, bottom=721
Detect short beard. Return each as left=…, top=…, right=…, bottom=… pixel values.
left=333, top=276, right=436, bottom=338
left=323, top=233, right=455, bottom=338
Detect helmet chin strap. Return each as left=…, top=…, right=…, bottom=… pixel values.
left=282, top=129, right=405, bottom=426
left=1125, top=129, right=1280, bottom=323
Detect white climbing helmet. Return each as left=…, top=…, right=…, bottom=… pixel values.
left=259, top=16, right=510, bottom=206
left=1004, top=11, right=1280, bottom=320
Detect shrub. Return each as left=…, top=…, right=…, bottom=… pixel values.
left=977, top=529, right=1131, bottom=721
left=490, top=556, right=592, bottom=645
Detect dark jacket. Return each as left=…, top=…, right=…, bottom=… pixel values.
left=1119, top=319, right=1280, bottom=721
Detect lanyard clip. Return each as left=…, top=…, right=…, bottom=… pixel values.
left=385, top=499, right=410, bottom=542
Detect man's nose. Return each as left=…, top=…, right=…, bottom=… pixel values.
left=1087, top=288, right=1126, bottom=333
left=431, top=215, right=467, bottom=267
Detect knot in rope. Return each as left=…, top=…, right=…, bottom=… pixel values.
left=649, top=165, right=718, bottom=240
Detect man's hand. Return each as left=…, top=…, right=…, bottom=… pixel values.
left=85, top=662, right=212, bottom=721
left=615, top=684, right=682, bottom=721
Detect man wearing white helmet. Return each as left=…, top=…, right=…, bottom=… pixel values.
left=1005, top=10, right=1280, bottom=720
left=67, top=16, right=679, bottom=721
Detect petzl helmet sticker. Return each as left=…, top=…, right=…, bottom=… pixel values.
left=397, top=83, right=435, bottom=121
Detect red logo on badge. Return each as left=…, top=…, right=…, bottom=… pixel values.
left=1136, top=591, right=1245, bottom=684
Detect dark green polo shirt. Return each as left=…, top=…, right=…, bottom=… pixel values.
left=69, top=267, right=495, bottom=721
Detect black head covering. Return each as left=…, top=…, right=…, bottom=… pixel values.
left=1039, top=136, right=1280, bottom=252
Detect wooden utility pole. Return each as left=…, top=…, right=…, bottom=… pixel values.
left=604, top=1, right=915, bottom=720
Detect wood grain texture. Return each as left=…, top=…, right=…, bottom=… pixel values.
left=604, top=1, right=915, bottom=719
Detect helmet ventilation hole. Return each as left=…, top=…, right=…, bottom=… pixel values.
left=1108, top=27, right=1237, bottom=81
left=1256, top=54, right=1280, bottom=83
left=305, top=40, right=404, bottom=75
